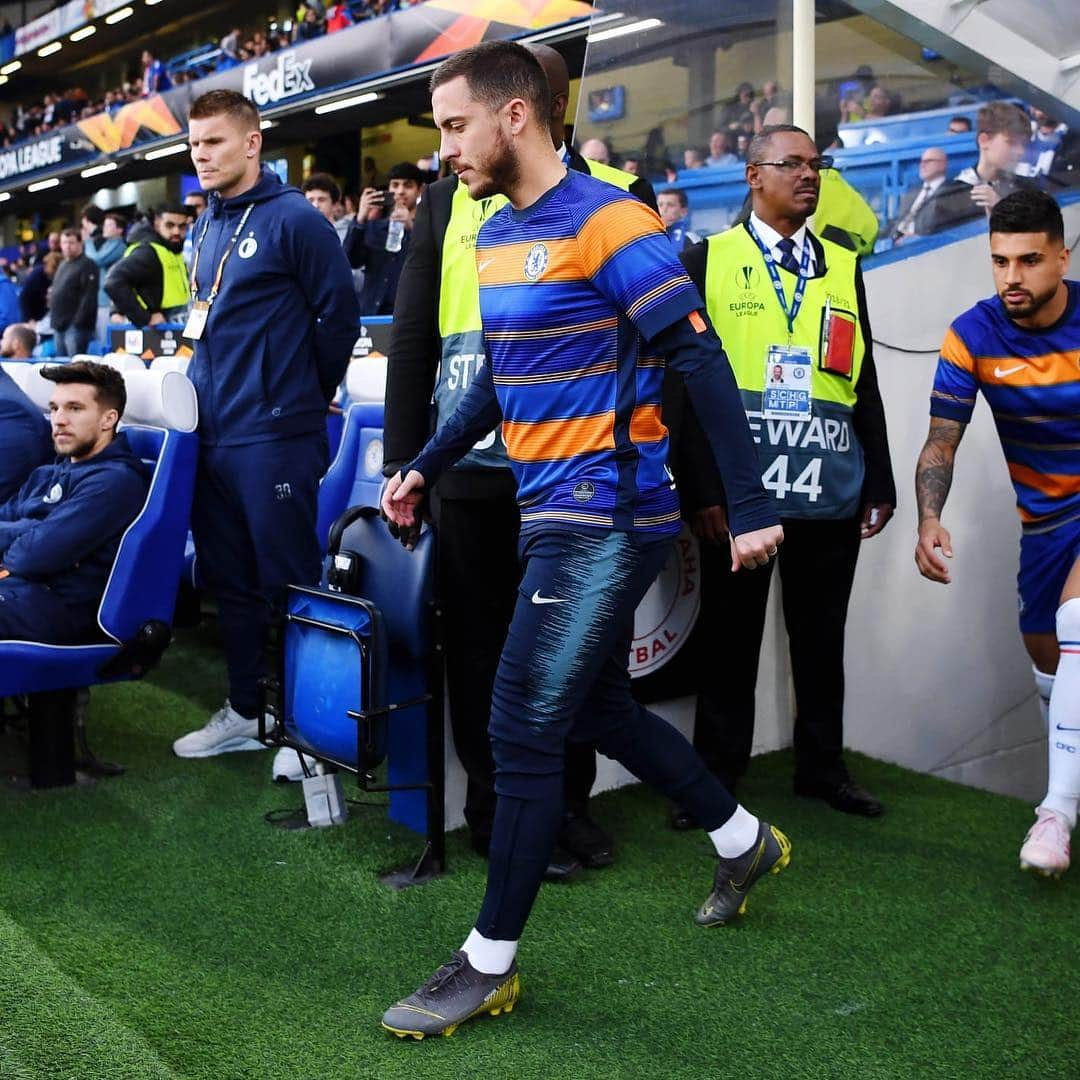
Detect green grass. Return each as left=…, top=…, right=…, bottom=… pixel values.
left=1, top=622, right=1078, bottom=1079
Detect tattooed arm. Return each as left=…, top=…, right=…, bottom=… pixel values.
left=914, top=417, right=966, bottom=583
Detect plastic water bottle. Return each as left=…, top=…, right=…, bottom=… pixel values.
left=386, top=219, right=404, bottom=253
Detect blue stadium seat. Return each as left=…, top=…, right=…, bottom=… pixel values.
left=0, top=370, right=199, bottom=783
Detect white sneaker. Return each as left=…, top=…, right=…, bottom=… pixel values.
left=172, top=701, right=267, bottom=759
left=271, top=746, right=319, bottom=783
left=1019, top=807, right=1072, bottom=877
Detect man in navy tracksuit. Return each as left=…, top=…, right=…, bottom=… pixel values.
left=0, top=361, right=148, bottom=643
left=0, top=361, right=52, bottom=504
left=171, top=90, right=359, bottom=758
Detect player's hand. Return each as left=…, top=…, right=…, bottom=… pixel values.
left=860, top=501, right=894, bottom=539
left=691, top=505, right=729, bottom=545
left=381, top=469, right=426, bottom=550
left=970, top=183, right=999, bottom=212
left=915, top=518, right=953, bottom=583
left=730, top=524, right=784, bottom=571
left=358, top=187, right=384, bottom=221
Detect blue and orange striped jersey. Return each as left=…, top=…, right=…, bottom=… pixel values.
left=930, top=280, right=1080, bottom=533
left=473, top=168, right=699, bottom=534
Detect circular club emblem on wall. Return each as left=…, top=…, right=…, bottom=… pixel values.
left=523, top=242, right=549, bottom=281
left=629, top=525, right=701, bottom=678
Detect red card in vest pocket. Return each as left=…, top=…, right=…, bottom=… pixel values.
left=821, top=308, right=856, bottom=376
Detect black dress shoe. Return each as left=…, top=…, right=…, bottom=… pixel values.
left=794, top=777, right=884, bottom=817
left=544, top=845, right=583, bottom=882
left=670, top=807, right=697, bottom=831
left=560, top=813, right=615, bottom=868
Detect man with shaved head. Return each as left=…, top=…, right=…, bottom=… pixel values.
left=383, top=42, right=657, bottom=878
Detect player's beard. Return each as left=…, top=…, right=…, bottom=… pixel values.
left=999, top=281, right=1060, bottom=321
left=468, top=127, right=520, bottom=200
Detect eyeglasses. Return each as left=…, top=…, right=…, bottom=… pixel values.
left=750, top=156, right=834, bottom=173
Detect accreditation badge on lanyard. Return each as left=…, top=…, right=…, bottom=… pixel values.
left=748, top=221, right=814, bottom=422
left=184, top=203, right=255, bottom=340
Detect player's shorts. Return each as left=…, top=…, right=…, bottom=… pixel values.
left=1018, top=516, right=1080, bottom=633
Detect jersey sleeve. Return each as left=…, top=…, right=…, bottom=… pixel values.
left=575, top=197, right=701, bottom=342
left=929, top=325, right=979, bottom=424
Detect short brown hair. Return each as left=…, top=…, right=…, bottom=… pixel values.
left=189, top=89, right=260, bottom=131
left=41, top=360, right=127, bottom=421
left=302, top=172, right=341, bottom=203
left=977, top=102, right=1030, bottom=141
left=60, top=227, right=81, bottom=242
left=430, top=41, right=550, bottom=129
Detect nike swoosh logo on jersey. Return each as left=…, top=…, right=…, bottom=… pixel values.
left=531, top=590, right=568, bottom=605
left=478, top=258, right=495, bottom=273
left=994, top=364, right=1025, bottom=378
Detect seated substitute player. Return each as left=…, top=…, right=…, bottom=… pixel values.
left=0, top=361, right=149, bottom=643
left=915, top=189, right=1080, bottom=877
left=380, top=42, right=790, bottom=1040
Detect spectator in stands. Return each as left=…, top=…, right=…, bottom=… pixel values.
left=19, top=252, right=60, bottom=324
left=656, top=188, right=701, bottom=252
left=887, top=146, right=948, bottom=241
left=1020, top=107, right=1068, bottom=180
left=346, top=161, right=426, bottom=314
left=683, top=146, right=707, bottom=170
left=220, top=27, right=241, bottom=64
left=0, top=340, right=51, bottom=504
left=0, top=322, right=36, bottom=360
left=303, top=171, right=366, bottom=279
left=361, top=155, right=384, bottom=190
left=105, top=204, right=193, bottom=329
left=171, top=90, right=358, bottom=760
left=706, top=131, right=738, bottom=167
left=82, top=207, right=126, bottom=338
left=184, top=190, right=207, bottom=218
left=864, top=85, right=892, bottom=120
left=947, top=115, right=972, bottom=135
left=326, top=3, right=353, bottom=31
left=294, top=6, right=324, bottom=42
left=50, top=229, right=99, bottom=357
left=0, top=266, right=19, bottom=335
left=46, top=232, right=61, bottom=257
left=919, top=102, right=1033, bottom=233
left=0, top=362, right=150, bottom=644
left=719, top=82, right=755, bottom=131
left=621, top=155, right=641, bottom=176
left=579, top=137, right=610, bottom=164
left=141, top=50, right=172, bottom=96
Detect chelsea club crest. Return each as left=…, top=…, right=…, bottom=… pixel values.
left=523, top=242, right=549, bottom=281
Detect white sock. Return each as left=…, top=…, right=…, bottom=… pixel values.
left=1042, top=599, right=1080, bottom=829
left=462, top=928, right=517, bottom=975
left=708, top=804, right=760, bottom=857
left=1033, top=666, right=1054, bottom=732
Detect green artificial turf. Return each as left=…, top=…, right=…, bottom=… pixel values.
left=1, top=622, right=1078, bottom=1079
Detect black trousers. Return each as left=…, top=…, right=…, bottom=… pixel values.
left=434, top=493, right=598, bottom=843
left=692, top=516, right=862, bottom=787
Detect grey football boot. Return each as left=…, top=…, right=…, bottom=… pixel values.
left=382, top=950, right=520, bottom=1039
left=695, top=821, right=791, bottom=927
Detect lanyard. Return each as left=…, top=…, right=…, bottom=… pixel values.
left=747, top=220, right=811, bottom=336
left=189, top=203, right=255, bottom=306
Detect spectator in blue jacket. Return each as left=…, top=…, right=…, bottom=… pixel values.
left=0, top=361, right=149, bottom=643
left=172, top=90, right=360, bottom=758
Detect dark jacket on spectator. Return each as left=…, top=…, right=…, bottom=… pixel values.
left=0, top=367, right=52, bottom=503
left=344, top=218, right=410, bottom=315
left=19, top=263, right=52, bottom=321
left=49, top=254, right=99, bottom=331
left=915, top=168, right=1034, bottom=235
left=0, top=431, right=149, bottom=617
left=105, top=221, right=182, bottom=327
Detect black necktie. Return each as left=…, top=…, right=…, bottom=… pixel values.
left=776, top=237, right=800, bottom=274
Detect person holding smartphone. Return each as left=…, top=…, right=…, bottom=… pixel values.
left=345, top=162, right=427, bottom=315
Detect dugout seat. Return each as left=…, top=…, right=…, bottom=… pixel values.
left=261, top=506, right=444, bottom=881
left=0, top=368, right=199, bottom=786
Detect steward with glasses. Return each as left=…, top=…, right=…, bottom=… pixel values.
left=670, top=123, right=895, bottom=818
